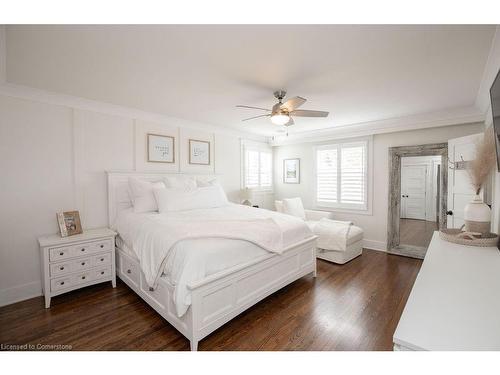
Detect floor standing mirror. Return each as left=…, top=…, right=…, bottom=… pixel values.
left=387, top=143, right=448, bottom=258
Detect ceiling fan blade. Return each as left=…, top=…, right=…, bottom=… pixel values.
left=290, top=109, right=329, bottom=117
left=242, top=114, right=271, bottom=122
left=236, top=105, right=271, bottom=112
left=280, top=96, right=306, bottom=111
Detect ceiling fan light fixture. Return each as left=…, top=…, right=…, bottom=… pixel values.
left=271, top=113, right=290, bottom=125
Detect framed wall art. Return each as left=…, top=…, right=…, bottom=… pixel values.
left=283, top=158, right=300, bottom=184
left=189, top=139, right=210, bottom=165
left=147, top=133, right=175, bottom=163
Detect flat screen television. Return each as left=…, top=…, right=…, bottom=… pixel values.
left=490, top=67, right=500, bottom=171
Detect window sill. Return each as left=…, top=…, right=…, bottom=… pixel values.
left=314, top=204, right=373, bottom=216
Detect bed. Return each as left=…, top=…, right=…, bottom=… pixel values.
left=107, top=171, right=317, bottom=350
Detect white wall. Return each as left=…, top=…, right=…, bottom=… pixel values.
left=273, top=122, right=484, bottom=251
left=0, top=92, right=260, bottom=306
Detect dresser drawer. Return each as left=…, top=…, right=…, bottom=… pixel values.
left=93, top=253, right=111, bottom=267
left=73, top=271, right=93, bottom=285
left=92, top=239, right=113, bottom=252
left=49, top=247, right=72, bottom=262
left=72, top=257, right=93, bottom=272
left=50, top=262, right=71, bottom=277
left=94, top=266, right=112, bottom=280
left=51, top=276, right=72, bottom=292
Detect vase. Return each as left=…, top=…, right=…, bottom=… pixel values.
left=463, top=195, right=491, bottom=235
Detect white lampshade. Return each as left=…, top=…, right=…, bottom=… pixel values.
left=240, top=188, right=254, bottom=200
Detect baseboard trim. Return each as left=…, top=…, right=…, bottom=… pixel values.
left=0, top=281, right=42, bottom=307
left=363, top=239, right=387, bottom=252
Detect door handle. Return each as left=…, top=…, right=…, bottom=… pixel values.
left=446, top=210, right=453, bottom=216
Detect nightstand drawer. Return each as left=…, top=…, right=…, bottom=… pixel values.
left=49, top=247, right=72, bottom=262
left=94, top=266, right=112, bottom=280
left=93, top=253, right=111, bottom=266
left=51, top=276, right=72, bottom=292
left=50, top=262, right=71, bottom=277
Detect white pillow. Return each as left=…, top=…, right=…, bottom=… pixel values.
left=164, top=175, right=197, bottom=191
left=282, top=198, right=306, bottom=220
left=128, top=178, right=166, bottom=213
left=196, top=177, right=219, bottom=187
left=154, top=185, right=229, bottom=213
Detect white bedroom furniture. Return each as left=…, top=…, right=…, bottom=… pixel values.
left=393, top=232, right=500, bottom=350
left=38, top=228, right=117, bottom=308
left=275, top=199, right=364, bottom=264
left=108, top=171, right=317, bottom=351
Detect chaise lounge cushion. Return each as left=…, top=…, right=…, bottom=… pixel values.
left=305, top=220, right=364, bottom=246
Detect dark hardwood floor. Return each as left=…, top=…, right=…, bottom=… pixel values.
left=0, top=249, right=421, bottom=351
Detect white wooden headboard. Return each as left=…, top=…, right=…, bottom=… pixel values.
left=107, top=171, right=219, bottom=226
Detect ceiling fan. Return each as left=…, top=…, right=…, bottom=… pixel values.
left=236, top=90, right=329, bottom=127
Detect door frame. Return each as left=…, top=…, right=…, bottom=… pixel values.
left=387, top=143, right=448, bottom=259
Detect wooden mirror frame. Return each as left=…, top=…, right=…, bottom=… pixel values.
left=387, top=143, right=448, bottom=259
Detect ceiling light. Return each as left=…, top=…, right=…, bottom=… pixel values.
left=271, top=113, right=290, bottom=125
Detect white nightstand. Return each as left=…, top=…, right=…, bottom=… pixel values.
left=38, top=228, right=117, bottom=308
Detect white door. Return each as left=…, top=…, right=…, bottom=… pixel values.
left=447, top=133, right=483, bottom=228
left=401, top=165, right=427, bottom=220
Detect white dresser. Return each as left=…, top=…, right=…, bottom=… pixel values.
left=394, top=232, right=500, bottom=350
left=38, top=228, right=117, bottom=308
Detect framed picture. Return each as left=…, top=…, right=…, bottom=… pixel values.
left=283, top=158, right=300, bottom=184
left=57, top=211, right=83, bottom=237
left=189, top=139, right=211, bottom=165
left=147, top=134, right=175, bottom=163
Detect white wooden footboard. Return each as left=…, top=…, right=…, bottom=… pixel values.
left=115, top=237, right=317, bottom=351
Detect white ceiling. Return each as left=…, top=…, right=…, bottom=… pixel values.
left=5, top=25, right=496, bottom=136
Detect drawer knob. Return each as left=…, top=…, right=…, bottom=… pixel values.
left=100, top=258, right=104, bottom=262
left=81, top=248, right=85, bottom=252
left=81, top=262, right=85, bottom=266
left=127, top=269, right=131, bottom=274
left=82, top=276, right=86, bottom=280
left=60, top=266, right=64, bottom=270
left=101, top=271, right=104, bottom=275
left=100, top=244, right=104, bottom=248
left=59, top=252, right=64, bottom=256
left=60, top=281, right=65, bottom=285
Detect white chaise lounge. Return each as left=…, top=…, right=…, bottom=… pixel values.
left=275, top=199, right=363, bottom=264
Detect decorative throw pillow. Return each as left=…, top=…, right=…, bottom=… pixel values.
left=154, top=185, right=229, bottom=213
left=282, top=198, right=306, bottom=220
left=128, top=178, right=166, bottom=213
left=164, top=175, right=197, bottom=191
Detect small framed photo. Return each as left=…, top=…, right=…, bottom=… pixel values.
left=189, top=139, right=210, bottom=165
left=57, top=211, right=83, bottom=237
left=283, top=158, right=300, bottom=184
left=147, top=134, right=175, bottom=163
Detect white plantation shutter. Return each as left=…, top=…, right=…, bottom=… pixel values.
left=315, top=140, right=368, bottom=210
left=245, top=150, right=260, bottom=188
left=340, top=144, right=365, bottom=205
left=243, top=145, right=273, bottom=189
left=316, top=148, right=338, bottom=203
left=259, top=152, right=272, bottom=188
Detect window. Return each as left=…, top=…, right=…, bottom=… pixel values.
left=315, top=140, right=369, bottom=211
left=243, top=146, right=273, bottom=189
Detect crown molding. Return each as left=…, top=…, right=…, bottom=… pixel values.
left=0, top=82, right=267, bottom=142
left=475, top=25, right=500, bottom=113
left=270, top=105, right=485, bottom=146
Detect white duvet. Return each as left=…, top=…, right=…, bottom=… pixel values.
left=114, top=204, right=313, bottom=317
